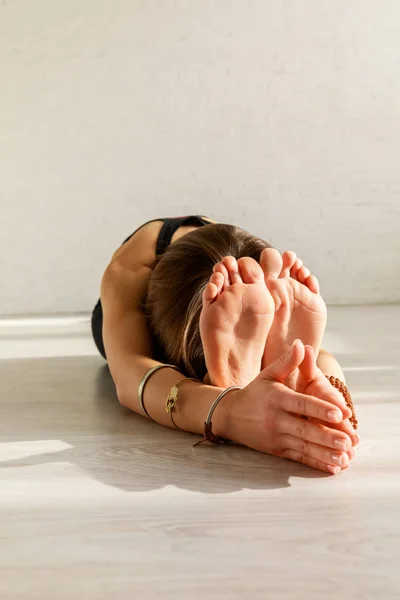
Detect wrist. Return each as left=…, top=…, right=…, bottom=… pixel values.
left=166, top=380, right=242, bottom=441
left=177, top=382, right=225, bottom=435
left=209, top=387, right=242, bottom=441
left=209, top=387, right=243, bottom=441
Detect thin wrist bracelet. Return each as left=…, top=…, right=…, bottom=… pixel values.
left=326, top=375, right=358, bottom=430
left=193, top=386, right=242, bottom=447
left=138, top=364, right=181, bottom=418
left=166, top=378, right=199, bottom=430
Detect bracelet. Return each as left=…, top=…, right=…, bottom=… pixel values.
left=193, top=386, right=242, bottom=446
left=166, top=378, right=199, bottom=430
left=326, top=375, right=358, bottom=430
left=138, top=364, right=181, bottom=418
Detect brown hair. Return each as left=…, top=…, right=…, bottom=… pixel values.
left=145, top=223, right=272, bottom=380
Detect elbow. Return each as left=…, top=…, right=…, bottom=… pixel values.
left=116, top=385, right=131, bottom=409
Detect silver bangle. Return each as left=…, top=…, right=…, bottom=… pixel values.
left=138, top=364, right=181, bottom=418
left=193, top=385, right=242, bottom=446
left=205, top=386, right=242, bottom=426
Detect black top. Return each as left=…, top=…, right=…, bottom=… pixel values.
left=91, top=215, right=211, bottom=361
left=121, top=215, right=211, bottom=257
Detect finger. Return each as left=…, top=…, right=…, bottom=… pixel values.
left=348, top=447, right=355, bottom=460
left=274, top=381, right=348, bottom=423
left=221, top=256, right=242, bottom=284
left=279, top=412, right=352, bottom=452
left=301, top=346, right=352, bottom=420
left=309, top=416, right=359, bottom=447
left=279, top=251, right=296, bottom=278
left=319, top=379, right=352, bottom=420
left=299, top=344, right=320, bottom=381
left=261, top=340, right=305, bottom=383
left=281, top=434, right=349, bottom=469
left=281, top=449, right=341, bottom=475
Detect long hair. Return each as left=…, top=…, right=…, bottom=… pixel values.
left=145, top=223, right=272, bottom=380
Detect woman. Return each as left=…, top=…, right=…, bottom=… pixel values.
left=92, top=215, right=359, bottom=475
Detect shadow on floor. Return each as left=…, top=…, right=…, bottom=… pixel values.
left=0, top=358, right=329, bottom=495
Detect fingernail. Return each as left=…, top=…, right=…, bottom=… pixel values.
left=331, top=454, right=345, bottom=466
left=334, top=439, right=350, bottom=452
left=327, top=465, right=340, bottom=475
left=354, top=434, right=361, bottom=445
left=327, top=410, right=342, bottom=423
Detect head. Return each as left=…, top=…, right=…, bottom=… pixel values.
left=145, top=223, right=272, bottom=380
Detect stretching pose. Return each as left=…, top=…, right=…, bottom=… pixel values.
left=92, top=215, right=359, bottom=475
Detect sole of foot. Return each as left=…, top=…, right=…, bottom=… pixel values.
left=199, top=255, right=275, bottom=388
left=260, top=248, right=327, bottom=372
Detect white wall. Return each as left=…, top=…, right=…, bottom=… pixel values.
left=1, top=0, right=399, bottom=316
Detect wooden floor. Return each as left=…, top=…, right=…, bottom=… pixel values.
left=1, top=306, right=399, bottom=599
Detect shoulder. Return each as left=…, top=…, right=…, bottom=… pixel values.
left=110, top=220, right=165, bottom=270
left=109, top=216, right=216, bottom=271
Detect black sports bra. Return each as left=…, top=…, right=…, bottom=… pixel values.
left=121, top=215, right=212, bottom=256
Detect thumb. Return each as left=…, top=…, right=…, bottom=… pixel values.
left=299, top=344, right=320, bottom=382
left=260, top=339, right=305, bottom=383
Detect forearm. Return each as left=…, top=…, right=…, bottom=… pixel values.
left=117, top=356, right=228, bottom=437
left=317, top=349, right=346, bottom=383
left=101, top=250, right=233, bottom=439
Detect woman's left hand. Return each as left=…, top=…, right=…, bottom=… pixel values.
left=296, top=345, right=359, bottom=460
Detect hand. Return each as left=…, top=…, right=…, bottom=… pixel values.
left=296, top=344, right=359, bottom=454
left=227, top=340, right=353, bottom=475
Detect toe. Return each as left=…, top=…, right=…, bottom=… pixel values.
left=279, top=251, right=296, bottom=278
left=298, top=265, right=311, bottom=285
left=306, top=274, right=320, bottom=294
left=213, top=262, right=230, bottom=289
left=290, top=258, right=303, bottom=280
left=237, top=257, right=264, bottom=284
left=202, top=282, right=218, bottom=305
left=202, top=272, right=224, bottom=305
left=260, top=248, right=283, bottom=279
left=222, top=256, right=242, bottom=284
left=210, top=271, right=224, bottom=292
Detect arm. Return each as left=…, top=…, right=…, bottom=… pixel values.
left=101, top=262, right=230, bottom=435
left=100, top=220, right=229, bottom=436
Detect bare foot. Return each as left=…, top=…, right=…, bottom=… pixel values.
left=260, top=249, right=327, bottom=377
left=199, top=256, right=275, bottom=388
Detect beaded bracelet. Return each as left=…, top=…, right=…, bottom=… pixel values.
left=326, top=375, right=358, bottom=430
